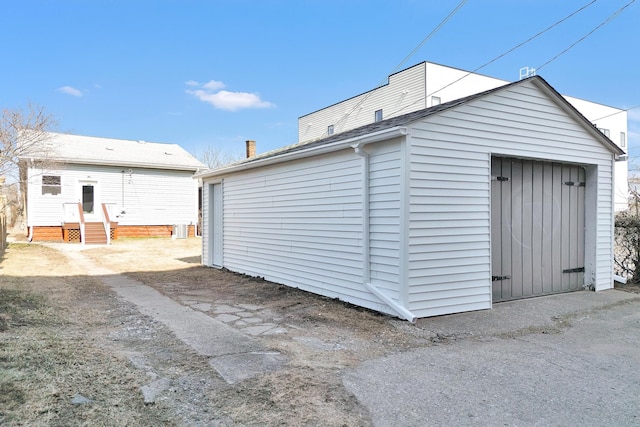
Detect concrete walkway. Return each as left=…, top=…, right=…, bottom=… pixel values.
left=58, top=246, right=288, bottom=384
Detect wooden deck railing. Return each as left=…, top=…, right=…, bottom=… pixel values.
left=101, top=203, right=111, bottom=245
left=77, top=202, right=85, bottom=245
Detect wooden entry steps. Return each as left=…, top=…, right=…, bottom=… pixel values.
left=84, top=222, right=108, bottom=245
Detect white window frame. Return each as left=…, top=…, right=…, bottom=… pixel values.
left=42, top=175, right=61, bottom=195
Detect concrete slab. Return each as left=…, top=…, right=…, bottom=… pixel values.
left=344, top=292, right=640, bottom=426
left=242, top=324, right=279, bottom=336
left=190, top=302, right=212, bottom=312
left=417, top=290, right=640, bottom=339
left=141, top=377, right=171, bottom=404
left=216, top=313, right=240, bottom=323
left=209, top=352, right=289, bottom=384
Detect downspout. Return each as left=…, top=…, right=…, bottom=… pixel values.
left=352, top=142, right=417, bottom=322
left=25, top=160, right=33, bottom=242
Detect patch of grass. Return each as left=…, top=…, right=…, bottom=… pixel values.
left=0, top=289, right=46, bottom=331
left=0, top=380, right=25, bottom=412
left=0, top=244, right=173, bottom=426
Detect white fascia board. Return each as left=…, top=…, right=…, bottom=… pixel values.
left=23, top=156, right=203, bottom=172
left=531, top=79, right=625, bottom=158
left=195, top=126, right=408, bottom=180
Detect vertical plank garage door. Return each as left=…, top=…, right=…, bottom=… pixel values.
left=491, top=157, right=585, bottom=302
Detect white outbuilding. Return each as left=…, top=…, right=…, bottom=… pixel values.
left=197, top=76, right=624, bottom=321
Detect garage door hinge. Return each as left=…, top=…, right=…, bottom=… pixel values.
left=496, top=176, right=509, bottom=182
left=562, top=267, right=585, bottom=273
left=564, top=181, right=586, bottom=187
left=492, top=275, right=510, bottom=281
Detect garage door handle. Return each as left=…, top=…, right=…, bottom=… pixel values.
left=492, top=275, right=510, bottom=281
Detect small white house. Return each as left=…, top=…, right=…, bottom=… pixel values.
left=299, top=61, right=629, bottom=211
left=20, top=132, right=205, bottom=243
left=198, top=76, right=624, bottom=320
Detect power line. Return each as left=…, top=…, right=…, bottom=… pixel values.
left=387, top=0, right=600, bottom=117
left=326, top=0, right=469, bottom=137
left=389, top=0, right=469, bottom=76
left=537, top=0, right=636, bottom=71
left=593, top=103, right=640, bottom=121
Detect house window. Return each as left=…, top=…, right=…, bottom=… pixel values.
left=598, top=128, right=610, bottom=138
left=375, top=109, right=383, bottom=122
left=621, top=132, right=627, bottom=148
left=42, top=175, right=61, bottom=195
left=431, top=96, right=441, bottom=106
left=328, top=125, right=334, bottom=136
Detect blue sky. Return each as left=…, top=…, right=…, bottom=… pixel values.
left=1, top=0, right=638, bottom=163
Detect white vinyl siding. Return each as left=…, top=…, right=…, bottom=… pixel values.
left=407, top=80, right=615, bottom=317
left=298, top=63, right=426, bottom=142
left=368, top=140, right=402, bottom=302
left=215, top=149, right=394, bottom=315
left=27, top=164, right=198, bottom=227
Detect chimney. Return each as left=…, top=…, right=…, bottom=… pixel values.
left=246, top=140, right=256, bottom=158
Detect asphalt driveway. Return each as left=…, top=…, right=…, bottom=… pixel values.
left=343, top=290, right=640, bottom=426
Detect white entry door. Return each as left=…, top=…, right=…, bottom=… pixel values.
left=79, top=181, right=100, bottom=221
left=209, top=183, right=223, bottom=267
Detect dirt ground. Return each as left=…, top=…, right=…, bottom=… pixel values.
left=0, top=236, right=438, bottom=426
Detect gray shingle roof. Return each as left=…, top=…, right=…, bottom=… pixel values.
left=28, top=132, right=206, bottom=171
left=225, top=75, right=622, bottom=169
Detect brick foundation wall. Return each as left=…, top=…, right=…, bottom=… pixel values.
left=31, top=226, right=64, bottom=242
left=116, top=225, right=196, bottom=238
left=30, top=224, right=196, bottom=241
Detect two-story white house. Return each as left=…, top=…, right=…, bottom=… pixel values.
left=299, top=62, right=629, bottom=210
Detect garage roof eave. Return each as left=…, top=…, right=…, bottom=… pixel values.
left=530, top=78, right=625, bottom=157
left=195, top=126, right=408, bottom=180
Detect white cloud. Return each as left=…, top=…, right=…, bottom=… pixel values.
left=202, top=80, right=225, bottom=91
left=185, top=80, right=200, bottom=87
left=185, top=80, right=274, bottom=112
left=56, top=86, right=83, bottom=97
